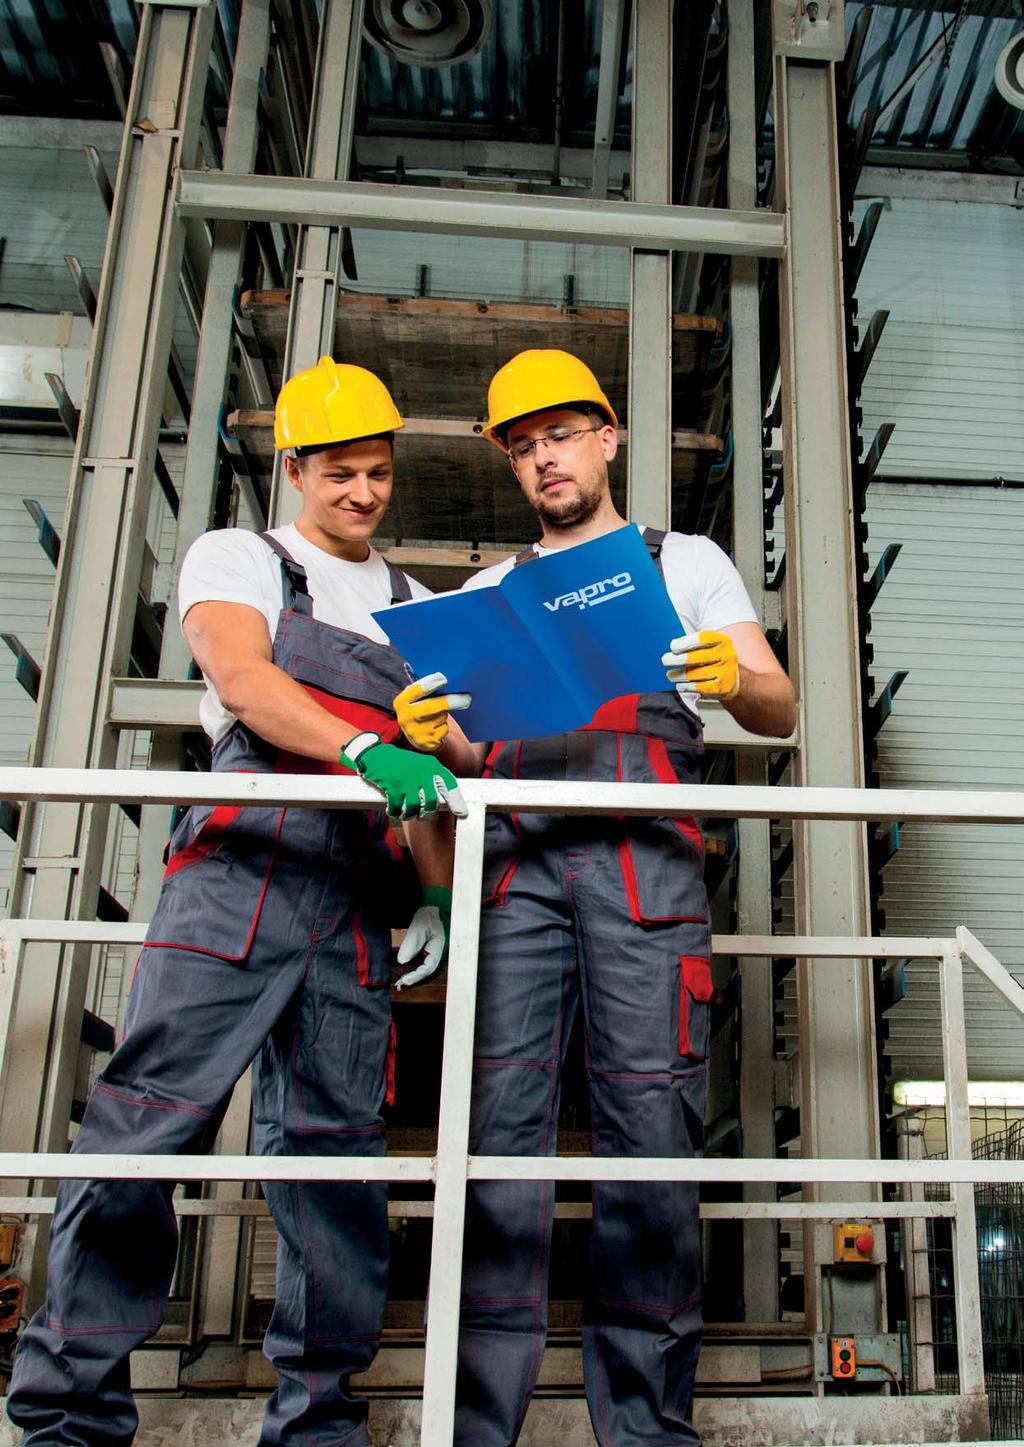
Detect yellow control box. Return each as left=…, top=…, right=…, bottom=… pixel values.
left=833, top=1221, right=874, bottom=1263
left=831, top=1335, right=856, bottom=1379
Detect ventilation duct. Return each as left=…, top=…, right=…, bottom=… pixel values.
left=363, top=0, right=491, bottom=67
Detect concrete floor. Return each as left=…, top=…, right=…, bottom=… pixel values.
left=0, top=1391, right=994, bottom=1445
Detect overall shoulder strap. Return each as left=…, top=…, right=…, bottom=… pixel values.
left=385, top=559, right=413, bottom=604
left=513, top=545, right=538, bottom=568
left=258, top=531, right=312, bottom=615
left=641, top=526, right=668, bottom=578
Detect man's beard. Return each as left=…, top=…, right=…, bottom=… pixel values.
left=534, top=477, right=603, bottom=529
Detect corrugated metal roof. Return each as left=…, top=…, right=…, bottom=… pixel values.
left=0, top=0, right=136, bottom=118
left=846, top=1, right=1024, bottom=158
left=360, top=0, right=622, bottom=147
left=0, top=0, right=1020, bottom=168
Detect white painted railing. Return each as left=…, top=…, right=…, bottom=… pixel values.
left=2, top=768, right=1024, bottom=1441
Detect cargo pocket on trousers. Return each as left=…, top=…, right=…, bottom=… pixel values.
left=678, top=955, right=714, bottom=1060
left=148, top=805, right=287, bottom=962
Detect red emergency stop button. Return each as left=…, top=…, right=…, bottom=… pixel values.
left=855, top=1229, right=874, bottom=1256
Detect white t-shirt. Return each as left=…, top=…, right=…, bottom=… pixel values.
left=461, top=525, right=758, bottom=714
left=179, top=523, right=431, bottom=743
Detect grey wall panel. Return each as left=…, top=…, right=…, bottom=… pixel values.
left=866, top=482, right=1024, bottom=1082
left=0, top=439, right=74, bottom=911
left=0, top=148, right=117, bottom=315
left=348, top=228, right=630, bottom=308
left=855, top=196, right=1024, bottom=483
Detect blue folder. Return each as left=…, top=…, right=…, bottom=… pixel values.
left=373, top=525, right=684, bottom=742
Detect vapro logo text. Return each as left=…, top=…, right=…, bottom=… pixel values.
left=543, top=571, right=635, bottom=612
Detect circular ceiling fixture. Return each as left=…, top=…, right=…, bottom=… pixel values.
left=994, top=31, right=1024, bottom=112
left=364, top=0, right=492, bottom=68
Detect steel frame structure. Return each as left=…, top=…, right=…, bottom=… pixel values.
left=3, top=767, right=1024, bottom=1443
left=0, top=0, right=985, bottom=1434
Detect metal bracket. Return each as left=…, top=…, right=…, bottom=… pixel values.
left=773, top=0, right=845, bottom=61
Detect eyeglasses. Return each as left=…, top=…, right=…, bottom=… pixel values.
left=507, top=425, right=602, bottom=465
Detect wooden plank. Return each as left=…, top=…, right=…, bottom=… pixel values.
left=239, top=289, right=721, bottom=428
left=226, top=410, right=722, bottom=549
left=230, top=410, right=724, bottom=452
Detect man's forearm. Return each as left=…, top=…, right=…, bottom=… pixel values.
left=405, top=811, right=455, bottom=890
left=725, top=667, right=797, bottom=738
left=436, top=719, right=486, bottom=776
left=214, top=655, right=366, bottom=762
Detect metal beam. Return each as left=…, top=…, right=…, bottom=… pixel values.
left=728, top=0, right=779, bottom=1328
left=0, top=2, right=217, bottom=1228
left=356, top=135, right=631, bottom=187
left=133, top=3, right=273, bottom=945
left=105, top=678, right=795, bottom=751
left=3, top=768, right=1024, bottom=825
left=627, top=0, right=674, bottom=530
left=773, top=0, right=882, bottom=1349
left=591, top=0, right=627, bottom=197
left=176, top=172, right=788, bottom=259
left=271, top=0, right=365, bottom=526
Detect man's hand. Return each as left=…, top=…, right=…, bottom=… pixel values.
left=662, top=631, right=740, bottom=702
left=395, top=885, right=452, bottom=990
left=340, top=732, right=467, bottom=819
left=393, top=672, right=472, bottom=752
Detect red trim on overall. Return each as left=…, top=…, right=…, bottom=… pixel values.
left=481, top=742, right=523, bottom=905
left=614, top=734, right=645, bottom=923
left=147, top=807, right=287, bottom=961
left=645, top=737, right=705, bottom=853
left=486, top=855, right=519, bottom=908
left=163, top=806, right=241, bottom=878
left=353, top=911, right=370, bottom=987
left=678, top=955, right=713, bottom=1057
left=274, top=684, right=399, bottom=776
left=482, top=741, right=505, bottom=779
left=385, top=1020, right=397, bottom=1107
left=615, top=736, right=706, bottom=926
left=381, top=822, right=404, bottom=862
left=581, top=693, right=639, bottom=734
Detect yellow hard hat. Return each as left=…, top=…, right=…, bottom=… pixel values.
left=274, top=356, right=404, bottom=451
left=482, top=348, right=617, bottom=451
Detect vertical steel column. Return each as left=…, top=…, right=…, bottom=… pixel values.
left=728, top=0, right=779, bottom=1325
left=627, top=0, right=673, bottom=529
left=591, top=0, right=627, bottom=198
left=897, top=1113, right=937, bottom=1393
left=772, top=4, right=880, bottom=1343
left=135, top=0, right=273, bottom=927
left=0, top=5, right=216, bottom=1204
left=420, top=804, right=487, bottom=1446
left=940, top=944, right=986, bottom=1398
left=270, top=0, right=364, bottom=526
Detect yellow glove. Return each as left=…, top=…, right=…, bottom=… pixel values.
left=662, top=630, right=741, bottom=702
left=393, top=671, right=472, bottom=753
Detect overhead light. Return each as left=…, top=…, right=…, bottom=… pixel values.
left=894, top=1080, right=1024, bottom=1108
left=364, top=0, right=492, bottom=68
left=994, top=31, right=1024, bottom=112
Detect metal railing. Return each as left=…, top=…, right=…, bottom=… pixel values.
left=2, top=767, right=1024, bottom=1443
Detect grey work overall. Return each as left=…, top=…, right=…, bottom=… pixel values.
left=456, top=532, right=711, bottom=1447
left=9, top=536, right=413, bottom=1447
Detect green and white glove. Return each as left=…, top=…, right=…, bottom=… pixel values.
left=340, top=731, right=467, bottom=820
left=395, top=885, right=452, bottom=990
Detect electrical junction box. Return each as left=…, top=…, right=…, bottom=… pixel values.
left=814, top=1332, right=902, bottom=1384
left=831, top=1335, right=856, bottom=1379
left=834, top=1220, right=875, bottom=1262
